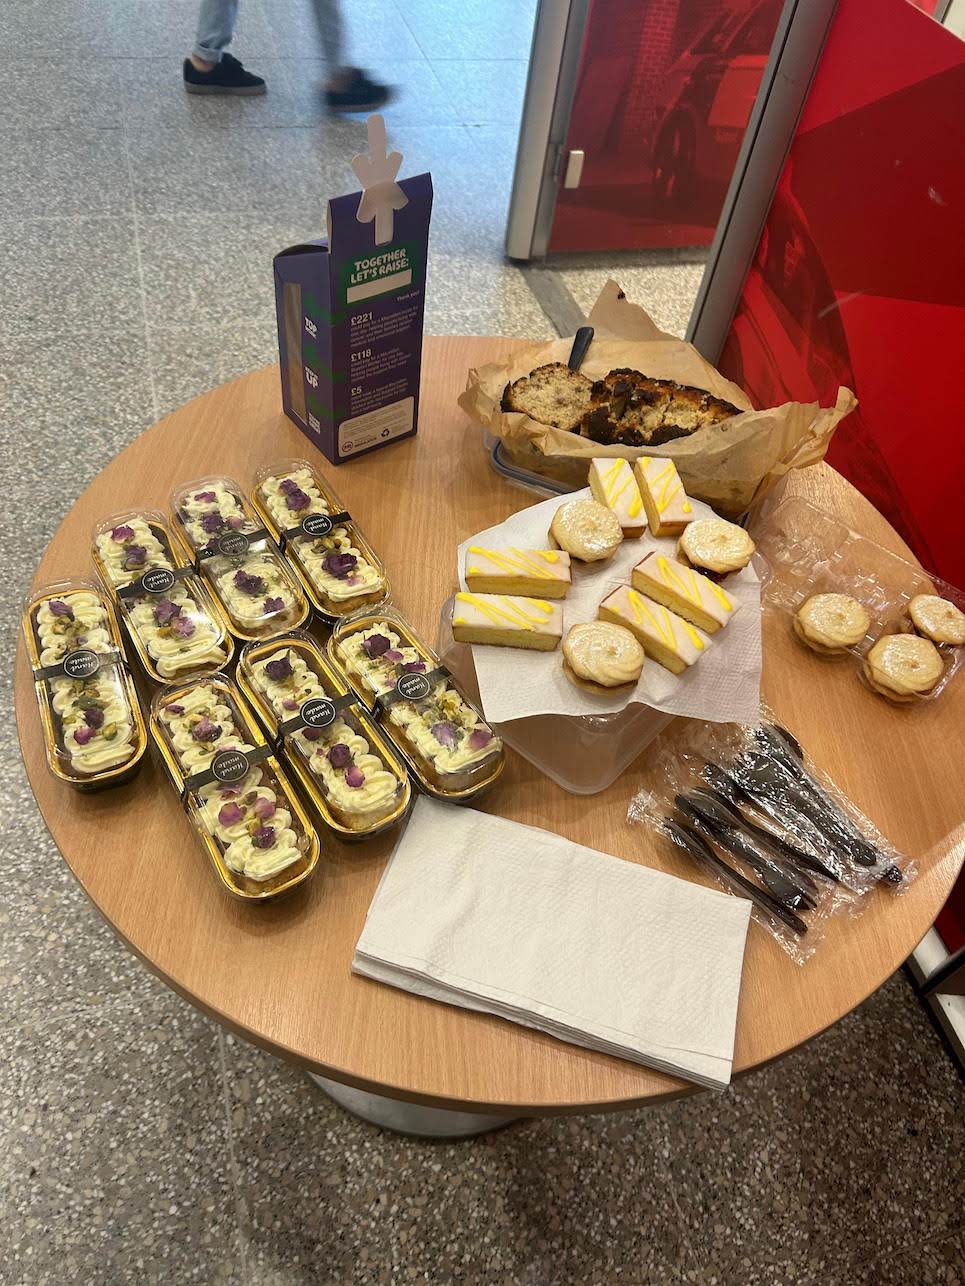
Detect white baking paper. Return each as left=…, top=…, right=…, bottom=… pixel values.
left=456, top=489, right=762, bottom=723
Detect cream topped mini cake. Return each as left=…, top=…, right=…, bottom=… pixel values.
left=630, top=552, right=738, bottom=635
left=598, top=584, right=708, bottom=675
left=158, top=686, right=303, bottom=882
left=632, top=457, right=693, bottom=537
left=464, top=546, right=571, bottom=599
left=336, top=623, right=501, bottom=789
left=451, top=592, right=563, bottom=651
left=248, top=646, right=404, bottom=829
left=588, top=458, right=646, bottom=537
left=95, top=517, right=228, bottom=678
left=173, top=480, right=305, bottom=636
left=34, top=592, right=137, bottom=774
left=257, top=465, right=385, bottom=611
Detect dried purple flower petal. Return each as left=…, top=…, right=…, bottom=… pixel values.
left=285, top=487, right=311, bottom=512
left=154, top=597, right=179, bottom=626
left=265, top=656, right=293, bottom=683
left=165, top=703, right=184, bottom=716
left=361, top=633, right=390, bottom=659
left=253, top=796, right=276, bottom=820
left=201, top=513, right=225, bottom=534
left=233, top=569, right=265, bottom=596
left=84, top=707, right=105, bottom=730
left=48, top=599, right=73, bottom=619
left=73, top=725, right=95, bottom=746
left=191, top=717, right=221, bottom=742
left=401, top=660, right=426, bottom=674
left=468, top=728, right=493, bottom=751
left=111, top=525, right=135, bottom=542
left=345, top=765, right=365, bottom=788
left=384, top=648, right=404, bottom=662
left=219, top=784, right=241, bottom=799
left=173, top=614, right=195, bottom=638
left=282, top=697, right=298, bottom=711
left=195, top=490, right=216, bottom=502
left=279, top=478, right=298, bottom=495
left=327, top=743, right=352, bottom=769
left=227, top=515, right=245, bottom=530
left=218, top=802, right=244, bottom=826
left=321, top=551, right=357, bottom=580
left=125, top=544, right=147, bottom=568
left=263, top=596, right=284, bottom=614
left=251, top=826, right=276, bottom=850
left=302, top=728, right=323, bottom=742
left=431, top=721, right=458, bottom=748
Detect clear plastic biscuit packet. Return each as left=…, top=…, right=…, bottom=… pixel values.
left=170, top=476, right=309, bottom=641
left=627, top=707, right=916, bottom=964
left=250, top=459, right=389, bottom=622
left=92, top=509, right=233, bottom=682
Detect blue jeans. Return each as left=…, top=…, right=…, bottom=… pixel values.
left=193, top=0, right=345, bottom=71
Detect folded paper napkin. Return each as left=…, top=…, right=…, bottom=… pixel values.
left=456, top=488, right=763, bottom=723
left=353, top=797, right=752, bottom=1090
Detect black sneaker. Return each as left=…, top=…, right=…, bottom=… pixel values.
left=325, top=68, right=392, bottom=114
left=183, top=52, right=266, bottom=96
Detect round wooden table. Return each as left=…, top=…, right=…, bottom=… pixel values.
left=15, top=337, right=965, bottom=1123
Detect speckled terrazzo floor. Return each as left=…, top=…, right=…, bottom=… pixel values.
left=3, top=1, right=963, bottom=1283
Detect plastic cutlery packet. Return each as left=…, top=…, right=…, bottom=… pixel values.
left=169, top=475, right=309, bottom=641
left=236, top=631, right=411, bottom=841
left=91, top=509, right=234, bottom=682
left=627, top=707, right=916, bottom=964
left=22, top=579, right=149, bottom=791
left=150, top=673, right=320, bottom=900
left=249, top=458, right=389, bottom=622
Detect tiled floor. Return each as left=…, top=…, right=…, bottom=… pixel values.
left=2, top=1, right=962, bottom=1282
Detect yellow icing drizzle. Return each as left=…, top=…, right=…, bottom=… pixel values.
left=626, top=589, right=704, bottom=653
left=655, top=556, right=732, bottom=612
left=455, top=592, right=555, bottom=631
left=641, top=458, right=690, bottom=516
left=601, top=460, right=642, bottom=519
left=466, top=547, right=564, bottom=580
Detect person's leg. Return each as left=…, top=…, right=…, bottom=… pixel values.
left=192, top=0, right=238, bottom=68
left=312, top=0, right=392, bottom=111
left=311, top=0, right=348, bottom=82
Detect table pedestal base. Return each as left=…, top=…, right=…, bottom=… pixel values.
left=308, top=1074, right=522, bottom=1138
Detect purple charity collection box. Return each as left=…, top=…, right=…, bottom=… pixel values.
left=273, top=132, right=433, bottom=466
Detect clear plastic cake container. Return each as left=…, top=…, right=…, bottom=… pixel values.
left=436, top=600, right=674, bottom=795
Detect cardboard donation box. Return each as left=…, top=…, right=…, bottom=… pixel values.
left=274, top=116, right=433, bottom=465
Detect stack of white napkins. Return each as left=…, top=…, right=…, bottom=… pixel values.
left=353, top=798, right=752, bottom=1090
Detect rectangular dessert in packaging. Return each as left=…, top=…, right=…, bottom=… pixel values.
left=249, top=458, right=389, bottom=622
left=150, top=673, right=319, bottom=900
left=328, top=608, right=503, bottom=802
left=169, top=475, right=309, bottom=641
left=273, top=116, right=432, bottom=465
left=22, top=579, right=148, bottom=790
left=92, top=510, right=234, bottom=682
left=237, top=631, right=411, bottom=840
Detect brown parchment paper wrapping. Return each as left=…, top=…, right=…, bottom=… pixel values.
left=458, top=281, right=856, bottom=518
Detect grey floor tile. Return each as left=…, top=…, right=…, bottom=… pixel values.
left=557, top=258, right=708, bottom=339
left=0, top=996, right=245, bottom=1284
left=264, top=0, right=425, bottom=64
left=424, top=250, right=547, bottom=339
left=120, top=57, right=303, bottom=129
left=431, top=58, right=529, bottom=127
left=400, top=0, right=538, bottom=61
left=279, top=57, right=454, bottom=127
left=0, top=129, right=133, bottom=220
left=0, top=58, right=125, bottom=130
left=222, top=1034, right=692, bottom=1284
left=0, top=0, right=107, bottom=56
left=113, top=0, right=276, bottom=60
left=149, top=317, right=280, bottom=417
left=0, top=217, right=142, bottom=343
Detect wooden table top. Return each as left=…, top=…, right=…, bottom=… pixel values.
left=15, top=336, right=965, bottom=1114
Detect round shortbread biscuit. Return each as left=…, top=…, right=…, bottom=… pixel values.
left=794, top=593, right=870, bottom=653
left=562, top=621, right=644, bottom=690
left=550, top=499, right=623, bottom=563
left=863, top=633, right=943, bottom=701
left=677, top=518, right=755, bottom=575
left=908, top=594, right=965, bottom=646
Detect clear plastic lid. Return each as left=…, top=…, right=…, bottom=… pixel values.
left=250, top=458, right=389, bottom=621
left=149, top=674, right=319, bottom=899
left=91, top=509, right=234, bottom=682
left=22, top=578, right=148, bottom=789
left=169, top=476, right=309, bottom=641
left=237, top=631, right=410, bottom=838
left=328, top=607, right=504, bottom=801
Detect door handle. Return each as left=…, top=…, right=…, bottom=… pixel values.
left=563, top=149, right=584, bottom=189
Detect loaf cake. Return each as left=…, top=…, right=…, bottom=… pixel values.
left=580, top=369, right=738, bottom=447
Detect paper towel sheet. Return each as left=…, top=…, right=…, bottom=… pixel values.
left=456, top=489, right=762, bottom=723
left=354, top=798, right=752, bottom=1090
